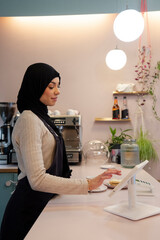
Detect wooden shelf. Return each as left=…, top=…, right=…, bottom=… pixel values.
left=113, top=91, right=148, bottom=95
left=95, top=91, right=148, bottom=123
left=95, top=118, right=131, bottom=122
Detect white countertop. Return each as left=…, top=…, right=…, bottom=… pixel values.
left=25, top=161, right=160, bottom=240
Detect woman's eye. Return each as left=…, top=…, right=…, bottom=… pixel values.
left=48, top=83, right=60, bottom=89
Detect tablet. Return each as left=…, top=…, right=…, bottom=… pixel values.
left=109, top=160, right=149, bottom=197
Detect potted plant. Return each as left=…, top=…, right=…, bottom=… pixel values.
left=136, top=127, right=158, bottom=162
left=106, top=127, right=132, bottom=164
left=134, top=104, right=158, bottom=162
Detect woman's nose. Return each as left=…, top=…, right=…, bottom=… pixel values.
left=55, top=87, right=60, bottom=95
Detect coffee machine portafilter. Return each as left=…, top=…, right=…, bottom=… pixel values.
left=0, top=102, right=16, bottom=164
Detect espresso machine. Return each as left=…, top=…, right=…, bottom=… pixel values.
left=0, top=102, right=16, bottom=164
left=51, top=115, right=82, bottom=164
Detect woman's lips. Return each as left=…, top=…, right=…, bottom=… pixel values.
left=52, top=97, right=57, bottom=101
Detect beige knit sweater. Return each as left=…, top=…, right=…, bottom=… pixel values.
left=12, top=110, right=88, bottom=195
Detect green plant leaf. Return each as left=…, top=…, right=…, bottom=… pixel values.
left=107, top=127, right=132, bottom=151
left=136, top=128, right=158, bottom=161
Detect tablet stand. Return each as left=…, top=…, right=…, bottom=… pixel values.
left=104, top=161, right=160, bottom=220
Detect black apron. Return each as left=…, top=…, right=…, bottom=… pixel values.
left=0, top=119, right=71, bottom=240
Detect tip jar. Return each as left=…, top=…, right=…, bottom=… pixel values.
left=121, top=139, right=140, bottom=168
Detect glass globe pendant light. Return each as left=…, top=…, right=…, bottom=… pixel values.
left=113, top=9, right=144, bottom=42
left=105, top=47, right=127, bottom=70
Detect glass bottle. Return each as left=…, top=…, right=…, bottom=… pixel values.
left=121, top=96, right=129, bottom=119
left=112, top=97, right=120, bottom=119
left=121, top=139, right=140, bottom=168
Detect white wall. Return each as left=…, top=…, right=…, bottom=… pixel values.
left=0, top=12, right=160, bottom=179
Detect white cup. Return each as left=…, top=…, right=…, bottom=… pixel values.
left=66, top=109, right=75, bottom=115
left=74, top=110, right=79, bottom=115
left=53, top=110, right=61, bottom=116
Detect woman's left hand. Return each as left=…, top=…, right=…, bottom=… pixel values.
left=87, top=169, right=121, bottom=191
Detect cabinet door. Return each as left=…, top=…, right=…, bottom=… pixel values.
left=0, top=173, right=18, bottom=224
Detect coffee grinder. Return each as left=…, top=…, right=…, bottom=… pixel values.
left=0, top=102, right=16, bottom=164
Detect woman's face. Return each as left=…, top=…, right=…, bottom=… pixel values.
left=40, top=77, right=60, bottom=106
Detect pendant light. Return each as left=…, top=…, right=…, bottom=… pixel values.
left=105, top=47, right=127, bottom=71
left=113, top=9, right=144, bottom=42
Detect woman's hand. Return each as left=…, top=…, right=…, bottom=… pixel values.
left=87, top=169, right=121, bottom=191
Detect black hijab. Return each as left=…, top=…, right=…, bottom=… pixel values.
left=17, top=63, right=71, bottom=178
left=17, top=63, right=61, bottom=135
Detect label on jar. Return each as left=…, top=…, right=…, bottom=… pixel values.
left=124, top=151, right=135, bottom=160
left=121, top=150, right=139, bottom=167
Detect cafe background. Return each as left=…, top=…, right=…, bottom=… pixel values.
left=0, top=0, right=160, bottom=179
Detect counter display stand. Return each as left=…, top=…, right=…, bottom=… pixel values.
left=104, top=160, right=160, bottom=220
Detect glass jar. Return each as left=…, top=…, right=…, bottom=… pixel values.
left=82, top=140, right=108, bottom=165
left=121, top=139, right=140, bottom=168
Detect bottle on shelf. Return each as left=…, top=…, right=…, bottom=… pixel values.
left=121, top=96, right=129, bottom=119
left=112, top=96, right=120, bottom=119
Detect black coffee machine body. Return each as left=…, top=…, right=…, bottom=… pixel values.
left=0, top=102, right=16, bottom=164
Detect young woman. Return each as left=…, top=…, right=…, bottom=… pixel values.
left=0, top=63, right=121, bottom=240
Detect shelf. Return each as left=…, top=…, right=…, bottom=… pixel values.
left=95, top=118, right=131, bottom=122
left=95, top=91, right=147, bottom=123
left=113, top=91, right=148, bottom=95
